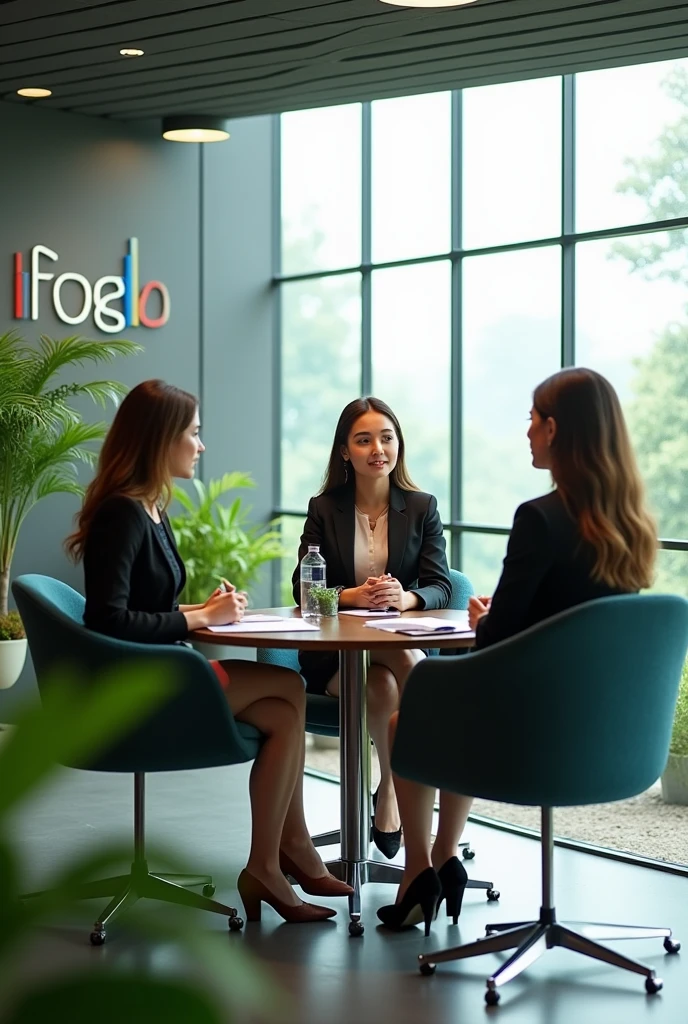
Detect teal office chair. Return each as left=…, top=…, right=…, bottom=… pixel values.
left=392, top=594, right=688, bottom=1006
left=258, top=569, right=484, bottom=864
left=13, top=574, right=263, bottom=944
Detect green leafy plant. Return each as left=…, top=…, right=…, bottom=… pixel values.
left=170, top=473, right=284, bottom=605
left=0, top=665, right=278, bottom=1023
left=670, top=661, right=688, bottom=757
left=0, top=331, right=141, bottom=615
left=0, top=611, right=25, bottom=641
left=308, top=585, right=340, bottom=617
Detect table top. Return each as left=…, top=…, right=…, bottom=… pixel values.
left=192, top=607, right=475, bottom=651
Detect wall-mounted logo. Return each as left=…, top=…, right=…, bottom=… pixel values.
left=12, top=238, right=170, bottom=334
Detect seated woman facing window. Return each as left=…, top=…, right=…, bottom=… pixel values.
left=66, top=379, right=353, bottom=924
left=380, top=367, right=657, bottom=935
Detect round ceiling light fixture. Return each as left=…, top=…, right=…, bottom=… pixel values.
left=379, top=1, right=479, bottom=6
left=162, top=115, right=230, bottom=143
left=120, top=47, right=144, bottom=56
left=17, top=87, right=52, bottom=98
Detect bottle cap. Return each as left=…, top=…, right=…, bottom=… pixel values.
left=307, top=545, right=320, bottom=552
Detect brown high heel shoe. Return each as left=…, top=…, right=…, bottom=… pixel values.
left=279, top=851, right=354, bottom=898
left=237, top=869, right=337, bottom=923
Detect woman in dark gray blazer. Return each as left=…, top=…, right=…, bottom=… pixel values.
left=294, top=396, right=451, bottom=858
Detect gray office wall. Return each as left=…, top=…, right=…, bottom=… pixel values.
left=0, top=101, right=274, bottom=716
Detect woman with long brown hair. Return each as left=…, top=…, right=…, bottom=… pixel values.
left=293, top=396, right=451, bottom=860
left=380, top=367, right=657, bottom=934
left=67, top=379, right=353, bottom=923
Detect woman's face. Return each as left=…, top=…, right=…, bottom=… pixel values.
left=527, top=406, right=556, bottom=470
left=169, top=408, right=205, bottom=479
left=341, top=411, right=399, bottom=483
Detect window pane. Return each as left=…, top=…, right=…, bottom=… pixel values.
left=460, top=532, right=507, bottom=596
left=281, top=105, right=361, bottom=274
left=576, top=58, right=688, bottom=233
left=462, top=78, right=561, bottom=249
left=277, top=516, right=303, bottom=607
left=371, top=261, right=451, bottom=520
left=372, top=92, right=451, bottom=263
left=281, top=274, right=361, bottom=510
left=653, top=549, right=688, bottom=601
left=462, top=246, right=562, bottom=525
left=575, top=228, right=688, bottom=542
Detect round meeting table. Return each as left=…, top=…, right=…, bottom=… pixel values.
left=193, top=606, right=474, bottom=935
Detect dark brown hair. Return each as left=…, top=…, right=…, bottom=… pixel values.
left=319, top=396, right=419, bottom=494
left=533, top=367, right=656, bottom=590
left=66, top=379, right=197, bottom=561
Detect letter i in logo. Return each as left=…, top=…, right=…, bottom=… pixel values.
left=13, top=252, right=30, bottom=318
left=122, top=237, right=140, bottom=328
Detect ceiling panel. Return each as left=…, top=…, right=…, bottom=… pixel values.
left=0, top=0, right=687, bottom=121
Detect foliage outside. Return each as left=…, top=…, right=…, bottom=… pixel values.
left=0, top=664, right=277, bottom=1023
left=0, top=332, right=140, bottom=617
left=169, top=473, right=284, bottom=605
left=670, top=660, right=688, bottom=757
left=0, top=612, right=25, bottom=642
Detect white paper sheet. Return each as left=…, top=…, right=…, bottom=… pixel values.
left=206, top=619, right=319, bottom=634
left=364, top=612, right=472, bottom=634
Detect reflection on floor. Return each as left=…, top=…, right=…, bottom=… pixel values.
left=4, top=762, right=688, bottom=1023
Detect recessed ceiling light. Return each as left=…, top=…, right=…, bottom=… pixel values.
left=379, top=0, right=479, bottom=6
left=17, top=87, right=52, bottom=98
left=162, top=116, right=230, bottom=143
left=120, top=47, right=144, bottom=57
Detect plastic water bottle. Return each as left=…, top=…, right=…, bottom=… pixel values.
left=300, top=545, right=326, bottom=622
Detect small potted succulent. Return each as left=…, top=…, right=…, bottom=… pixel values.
left=661, top=660, right=688, bottom=805
left=0, top=610, right=27, bottom=690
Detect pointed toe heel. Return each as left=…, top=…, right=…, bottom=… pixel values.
left=371, top=786, right=402, bottom=860
left=279, top=851, right=354, bottom=898
left=238, top=869, right=336, bottom=924
left=377, top=867, right=441, bottom=936
left=437, top=856, right=468, bottom=925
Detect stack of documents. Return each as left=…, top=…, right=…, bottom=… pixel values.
left=207, top=614, right=319, bottom=634
left=364, top=614, right=473, bottom=636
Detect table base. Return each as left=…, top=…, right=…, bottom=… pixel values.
left=324, top=859, right=403, bottom=934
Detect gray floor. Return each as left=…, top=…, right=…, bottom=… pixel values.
left=4, top=762, right=688, bottom=1023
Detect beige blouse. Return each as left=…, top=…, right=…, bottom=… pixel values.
left=353, top=506, right=389, bottom=586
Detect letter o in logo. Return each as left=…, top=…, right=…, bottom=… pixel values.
left=52, top=272, right=93, bottom=324
left=138, top=280, right=170, bottom=329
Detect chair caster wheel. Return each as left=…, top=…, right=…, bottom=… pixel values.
left=485, top=988, right=500, bottom=1006
left=349, top=921, right=364, bottom=937
left=228, top=916, right=244, bottom=932
left=462, top=847, right=475, bottom=860
left=202, top=884, right=216, bottom=897
left=645, top=975, right=663, bottom=994
left=664, top=937, right=680, bottom=954
left=487, top=889, right=500, bottom=901
left=419, top=962, right=436, bottom=976
left=90, top=930, right=106, bottom=946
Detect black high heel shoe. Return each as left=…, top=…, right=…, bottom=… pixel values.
left=371, top=786, right=402, bottom=860
left=436, top=856, right=468, bottom=925
left=377, top=868, right=442, bottom=937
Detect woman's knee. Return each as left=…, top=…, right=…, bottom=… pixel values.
left=247, top=695, right=303, bottom=738
left=269, top=666, right=306, bottom=711
left=366, top=667, right=399, bottom=714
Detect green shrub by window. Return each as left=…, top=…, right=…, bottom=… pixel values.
left=670, top=661, right=688, bottom=757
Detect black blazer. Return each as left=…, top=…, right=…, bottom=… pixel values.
left=292, top=485, right=451, bottom=692
left=83, top=496, right=189, bottom=645
left=475, top=489, right=628, bottom=650
left=292, top=484, right=452, bottom=608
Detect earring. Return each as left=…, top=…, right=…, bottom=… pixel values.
left=343, top=460, right=349, bottom=483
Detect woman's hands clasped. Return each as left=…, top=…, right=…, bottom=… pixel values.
left=468, top=594, right=491, bottom=630
left=350, top=574, right=412, bottom=612
left=202, top=580, right=248, bottom=626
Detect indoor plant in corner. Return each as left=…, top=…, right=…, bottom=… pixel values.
left=0, top=611, right=26, bottom=691
left=661, top=659, right=688, bottom=805
left=0, top=331, right=140, bottom=686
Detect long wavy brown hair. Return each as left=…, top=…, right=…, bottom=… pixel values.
left=319, top=396, right=419, bottom=494
left=66, top=379, right=197, bottom=562
left=533, top=367, right=656, bottom=590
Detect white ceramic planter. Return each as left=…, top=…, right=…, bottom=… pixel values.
left=0, top=638, right=28, bottom=690
left=661, top=753, right=688, bottom=806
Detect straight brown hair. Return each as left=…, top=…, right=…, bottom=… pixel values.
left=65, top=379, right=197, bottom=562
left=533, top=367, right=656, bottom=591
left=319, top=396, right=419, bottom=494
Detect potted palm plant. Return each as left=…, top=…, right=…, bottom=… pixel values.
left=0, top=331, right=140, bottom=687
left=661, top=660, right=688, bottom=805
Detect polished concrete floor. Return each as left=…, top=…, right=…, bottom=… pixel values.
left=3, top=761, right=688, bottom=1023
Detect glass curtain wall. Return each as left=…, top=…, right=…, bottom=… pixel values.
left=276, top=59, right=688, bottom=867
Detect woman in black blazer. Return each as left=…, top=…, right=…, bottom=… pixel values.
left=380, top=368, right=658, bottom=934
left=67, top=380, right=353, bottom=924
left=293, top=396, right=451, bottom=858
